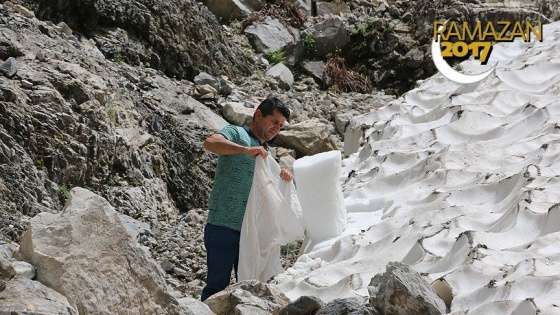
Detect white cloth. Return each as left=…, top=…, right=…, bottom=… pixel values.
left=238, top=155, right=304, bottom=282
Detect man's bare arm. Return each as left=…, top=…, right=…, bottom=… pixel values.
left=204, top=134, right=267, bottom=158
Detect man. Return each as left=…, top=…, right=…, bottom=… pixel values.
left=201, top=97, right=293, bottom=301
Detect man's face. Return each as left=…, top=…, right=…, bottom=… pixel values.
left=254, top=109, right=286, bottom=142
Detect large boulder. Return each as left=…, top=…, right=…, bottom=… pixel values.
left=18, top=187, right=180, bottom=315
left=222, top=101, right=255, bottom=127
left=244, top=16, right=303, bottom=64
left=266, top=63, right=294, bottom=91
left=303, top=16, right=350, bottom=58
left=274, top=120, right=339, bottom=157
left=368, top=262, right=447, bottom=315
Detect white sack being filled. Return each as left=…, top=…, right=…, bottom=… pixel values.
left=238, top=155, right=304, bottom=282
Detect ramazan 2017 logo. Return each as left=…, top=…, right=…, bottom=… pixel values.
left=432, top=20, right=543, bottom=84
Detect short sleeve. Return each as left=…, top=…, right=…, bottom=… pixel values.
left=219, top=125, right=241, bottom=143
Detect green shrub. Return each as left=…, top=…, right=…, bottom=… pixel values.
left=264, top=49, right=286, bottom=64
left=349, top=17, right=376, bottom=37
left=302, top=34, right=316, bottom=56
left=59, top=184, right=69, bottom=199
left=107, top=108, right=116, bottom=120
left=112, top=52, right=123, bottom=62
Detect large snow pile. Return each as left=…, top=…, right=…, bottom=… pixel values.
left=276, top=21, right=560, bottom=315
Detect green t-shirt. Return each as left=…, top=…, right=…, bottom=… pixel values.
left=207, top=125, right=264, bottom=231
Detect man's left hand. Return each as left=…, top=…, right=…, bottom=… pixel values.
left=280, top=169, right=293, bottom=181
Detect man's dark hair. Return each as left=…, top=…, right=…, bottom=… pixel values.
left=255, top=97, right=290, bottom=121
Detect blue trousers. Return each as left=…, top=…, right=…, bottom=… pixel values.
left=201, top=223, right=240, bottom=301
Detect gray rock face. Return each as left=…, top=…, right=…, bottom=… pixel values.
left=368, top=262, right=446, bottom=315
left=35, top=0, right=255, bottom=80
left=0, top=10, right=223, bottom=244
left=19, top=187, right=180, bottom=315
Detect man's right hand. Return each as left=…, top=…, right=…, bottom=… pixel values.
left=245, top=146, right=268, bottom=159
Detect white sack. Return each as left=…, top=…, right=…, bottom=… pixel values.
left=293, top=150, right=346, bottom=244
left=238, top=155, right=304, bottom=282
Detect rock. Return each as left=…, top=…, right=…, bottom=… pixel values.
left=404, top=48, right=424, bottom=68
left=119, top=214, right=151, bottom=242
left=301, top=61, right=326, bottom=85
left=222, top=101, right=255, bottom=127
left=266, top=63, right=294, bottom=91
left=13, top=4, right=35, bottom=18
left=161, top=259, right=175, bottom=273
left=57, top=21, right=73, bottom=36
left=304, top=16, right=350, bottom=58
left=12, top=261, right=35, bottom=279
left=177, top=296, right=215, bottom=315
left=0, top=57, right=19, bottom=78
left=0, top=277, right=78, bottom=314
left=235, top=304, right=273, bottom=315
left=0, top=36, right=25, bottom=60
left=205, top=280, right=290, bottom=315
left=194, top=72, right=221, bottom=91
left=245, top=16, right=298, bottom=54
left=280, top=295, right=325, bottom=315
left=201, top=0, right=258, bottom=21
left=316, top=1, right=350, bottom=16
left=219, top=77, right=236, bottom=95
left=316, top=297, right=362, bottom=315
left=332, top=110, right=359, bottom=136
left=275, top=147, right=296, bottom=172
left=195, top=84, right=219, bottom=99
left=185, top=209, right=205, bottom=224
left=368, top=262, right=446, bottom=315
left=348, top=306, right=382, bottom=315
left=18, top=187, right=181, bottom=315
left=20, top=79, right=33, bottom=88
left=0, top=243, right=16, bottom=280
left=274, top=120, right=339, bottom=157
